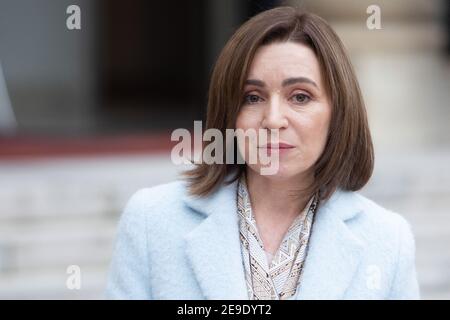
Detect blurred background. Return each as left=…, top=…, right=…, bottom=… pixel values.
left=0, top=0, right=449, bottom=299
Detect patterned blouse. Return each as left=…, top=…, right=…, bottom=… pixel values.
left=237, top=174, right=319, bottom=300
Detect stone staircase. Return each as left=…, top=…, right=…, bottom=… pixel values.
left=0, top=153, right=185, bottom=299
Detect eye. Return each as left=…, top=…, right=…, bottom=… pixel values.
left=291, top=93, right=311, bottom=105
left=244, top=94, right=263, bottom=104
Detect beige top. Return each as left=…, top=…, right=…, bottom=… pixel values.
left=237, top=174, right=320, bottom=300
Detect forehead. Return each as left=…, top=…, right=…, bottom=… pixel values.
left=247, top=42, right=321, bottom=84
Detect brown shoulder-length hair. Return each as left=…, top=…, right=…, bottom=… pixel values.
left=182, top=6, right=374, bottom=202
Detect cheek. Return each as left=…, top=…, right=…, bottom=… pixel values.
left=235, top=108, right=260, bottom=130
left=235, top=109, right=262, bottom=161
left=294, top=106, right=331, bottom=152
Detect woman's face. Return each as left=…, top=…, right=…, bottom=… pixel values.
left=235, top=41, right=332, bottom=180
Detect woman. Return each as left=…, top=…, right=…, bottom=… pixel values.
left=106, top=7, right=420, bottom=300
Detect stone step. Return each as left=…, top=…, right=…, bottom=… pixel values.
left=0, top=266, right=107, bottom=299
left=0, top=216, right=117, bottom=272
left=0, top=154, right=188, bottom=220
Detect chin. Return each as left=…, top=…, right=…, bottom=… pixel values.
left=253, top=165, right=301, bottom=180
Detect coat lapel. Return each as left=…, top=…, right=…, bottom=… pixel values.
left=183, top=177, right=366, bottom=300
left=182, top=178, right=249, bottom=299
left=294, top=190, right=366, bottom=299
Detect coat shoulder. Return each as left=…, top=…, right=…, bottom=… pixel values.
left=351, top=192, right=419, bottom=298
left=127, top=180, right=187, bottom=208
left=348, top=191, right=415, bottom=251
left=353, top=192, right=412, bottom=230
left=119, top=179, right=190, bottom=224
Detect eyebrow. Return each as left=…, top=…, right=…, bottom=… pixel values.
left=245, top=77, right=319, bottom=89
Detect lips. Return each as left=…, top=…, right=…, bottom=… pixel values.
left=258, top=142, right=295, bottom=149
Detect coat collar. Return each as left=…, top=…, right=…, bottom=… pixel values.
left=182, top=177, right=366, bottom=299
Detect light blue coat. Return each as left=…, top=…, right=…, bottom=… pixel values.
left=105, top=177, right=420, bottom=299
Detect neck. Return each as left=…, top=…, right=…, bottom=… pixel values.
left=244, top=168, right=314, bottom=221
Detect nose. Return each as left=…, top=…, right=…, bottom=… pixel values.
left=261, top=95, right=288, bottom=130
